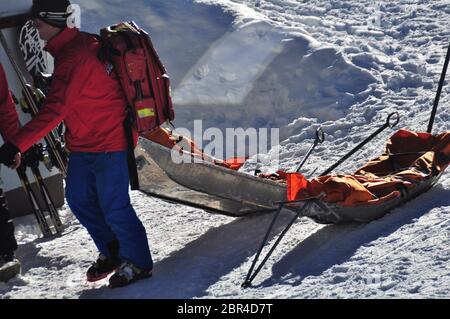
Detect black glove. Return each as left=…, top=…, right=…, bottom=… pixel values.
left=0, top=143, right=20, bottom=167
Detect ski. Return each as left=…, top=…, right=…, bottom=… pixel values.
left=19, top=19, right=65, bottom=151
left=23, top=145, right=63, bottom=234
left=0, top=29, right=68, bottom=176
left=18, top=20, right=47, bottom=79
left=19, top=20, right=54, bottom=95
left=16, top=165, right=52, bottom=238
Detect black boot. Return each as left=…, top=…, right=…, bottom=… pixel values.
left=109, top=261, right=152, bottom=288
left=86, top=240, right=121, bottom=282
left=0, top=189, right=20, bottom=282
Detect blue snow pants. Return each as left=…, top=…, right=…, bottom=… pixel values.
left=65, top=151, right=153, bottom=270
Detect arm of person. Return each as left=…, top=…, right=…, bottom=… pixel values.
left=9, top=55, right=88, bottom=153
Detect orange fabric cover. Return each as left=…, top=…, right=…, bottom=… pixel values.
left=286, top=173, right=308, bottom=201
left=288, top=130, right=450, bottom=206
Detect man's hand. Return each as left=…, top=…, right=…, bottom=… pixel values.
left=0, top=142, right=21, bottom=167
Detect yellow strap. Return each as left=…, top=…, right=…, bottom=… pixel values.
left=138, top=108, right=155, bottom=118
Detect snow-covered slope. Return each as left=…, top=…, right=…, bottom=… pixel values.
left=1, top=0, right=449, bottom=299
left=0, top=0, right=31, bottom=18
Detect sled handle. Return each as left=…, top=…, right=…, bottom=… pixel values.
left=316, top=127, right=325, bottom=143
left=387, top=112, right=400, bottom=128
left=294, top=127, right=325, bottom=173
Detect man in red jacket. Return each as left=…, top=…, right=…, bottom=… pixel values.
left=0, top=0, right=153, bottom=288
left=0, top=63, right=21, bottom=282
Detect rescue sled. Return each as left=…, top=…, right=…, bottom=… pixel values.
left=136, top=113, right=450, bottom=288
left=301, top=171, right=445, bottom=224
left=137, top=115, right=449, bottom=224
left=136, top=40, right=449, bottom=287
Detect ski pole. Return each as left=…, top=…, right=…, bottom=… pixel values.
left=427, top=42, right=450, bottom=134
left=242, top=203, right=283, bottom=288
left=242, top=201, right=313, bottom=288
left=16, top=165, right=52, bottom=237
left=321, top=112, right=400, bottom=176
left=242, top=114, right=399, bottom=287
left=294, top=127, right=325, bottom=173
left=24, top=145, right=63, bottom=233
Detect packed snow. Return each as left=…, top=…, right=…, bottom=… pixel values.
left=1, top=0, right=449, bottom=299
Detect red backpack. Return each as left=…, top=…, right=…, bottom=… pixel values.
left=99, top=21, right=175, bottom=133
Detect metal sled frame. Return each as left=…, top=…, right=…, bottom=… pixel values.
left=136, top=137, right=286, bottom=217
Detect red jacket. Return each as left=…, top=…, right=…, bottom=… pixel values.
left=11, top=28, right=134, bottom=153
left=0, top=64, right=20, bottom=142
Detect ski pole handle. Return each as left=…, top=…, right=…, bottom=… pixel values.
left=387, top=112, right=400, bottom=129
left=316, top=127, right=325, bottom=143
left=295, top=127, right=325, bottom=173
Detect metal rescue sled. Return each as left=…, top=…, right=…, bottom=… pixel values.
left=136, top=42, right=450, bottom=287
left=137, top=112, right=448, bottom=224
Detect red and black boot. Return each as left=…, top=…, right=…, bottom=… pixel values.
left=86, top=240, right=121, bottom=282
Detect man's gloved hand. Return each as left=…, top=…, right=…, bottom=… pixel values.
left=0, top=143, right=21, bottom=167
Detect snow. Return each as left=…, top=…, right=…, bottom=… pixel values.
left=1, top=0, right=449, bottom=299
left=0, top=1, right=31, bottom=19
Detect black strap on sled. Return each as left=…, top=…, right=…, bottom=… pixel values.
left=427, top=42, right=450, bottom=134
left=242, top=112, right=400, bottom=288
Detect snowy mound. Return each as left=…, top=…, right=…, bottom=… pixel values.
left=77, top=0, right=235, bottom=87
left=174, top=21, right=377, bottom=130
